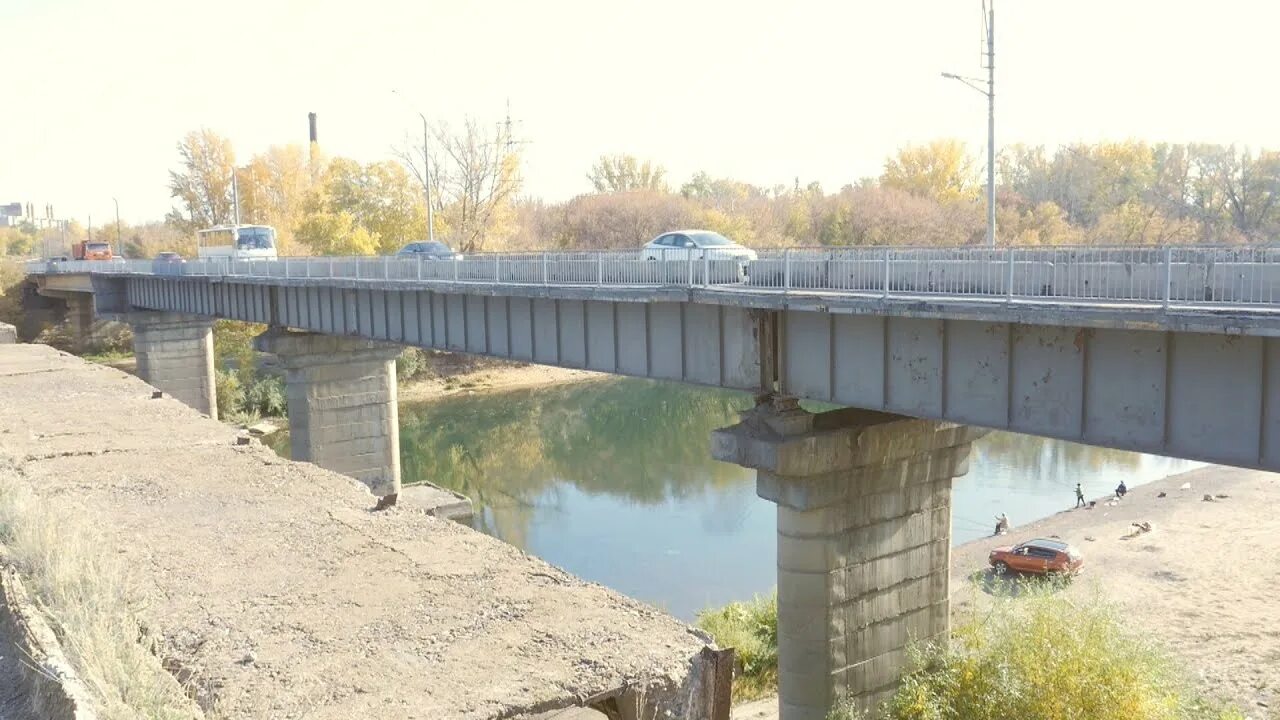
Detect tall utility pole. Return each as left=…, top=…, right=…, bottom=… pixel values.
left=113, top=197, right=122, bottom=256
left=392, top=90, right=436, bottom=244
left=942, top=0, right=996, bottom=246
left=232, top=172, right=241, bottom=226
left=985, top=0, right=995, bottom=248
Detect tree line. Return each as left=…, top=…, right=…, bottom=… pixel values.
left=5, top=130, right=1279, bottom=260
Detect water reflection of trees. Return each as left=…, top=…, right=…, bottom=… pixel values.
left=972, top=431, right=1145, bottom=494
left=398, top=379, right=754, bottom=547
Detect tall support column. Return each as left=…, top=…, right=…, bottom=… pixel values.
left=254, top=329, right=402, bottom=504
left=712, top=401, right=986, bottom=720
left=65, top=294, right=99, bottom=353
left=129, top=311, right=217, bottom=418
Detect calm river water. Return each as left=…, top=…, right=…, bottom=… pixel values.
left=272, top=378, right=1200, bottom=621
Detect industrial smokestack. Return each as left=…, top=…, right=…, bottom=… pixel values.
left=308, top=113, right=318, bottom=144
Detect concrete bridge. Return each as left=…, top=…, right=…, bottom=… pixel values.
left=25, top=245, right=1280, bottom=719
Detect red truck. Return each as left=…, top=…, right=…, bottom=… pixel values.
left=71, top=240, right=113, bottom=261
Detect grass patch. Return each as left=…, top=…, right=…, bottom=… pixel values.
left=82, top=349, right=135, bottom=365
left=835, top=585, right=1244, bottom=720
left=695, top=592, right=778, bottom=701
left=697, top=585, right=1245, bottom=720
left=0, top=468, right=199, bottom=718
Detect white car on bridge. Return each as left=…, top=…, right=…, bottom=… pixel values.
left=641, top=230, right=758, bottom=262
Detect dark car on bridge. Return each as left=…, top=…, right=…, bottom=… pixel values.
left=152, top=251, right=185, bottom=274
left=396, top=241, right=461, bottom=260
left=989, top=538, right=1083, bottom=576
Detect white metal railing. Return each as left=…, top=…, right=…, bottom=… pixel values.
left=24, top=245, right=1280, bottom=309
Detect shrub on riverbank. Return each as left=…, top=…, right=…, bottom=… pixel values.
left=829, top=588, right=1243, bottom=720
left=695, top=592, right=778, bottom=701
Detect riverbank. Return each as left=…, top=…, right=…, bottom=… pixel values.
left=952, top=464, right=1279, bottom=715
left=85, top=350, right=603, bottom=426
left=397, top=360, right=602, bottom=404
left=729, top=465, right=1279, bottom=719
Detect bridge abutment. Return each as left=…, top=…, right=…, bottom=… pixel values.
left=254, top=329, right=402, bottom=503
left=712, top=401, right=985, bottom=720
left=129, top=311, right=217, bottom=418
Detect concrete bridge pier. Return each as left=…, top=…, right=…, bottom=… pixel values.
left=712, top=401, right=985, bottom=720
left=254, top=329, right=402, bottom=505
left=129, top=311, right=218, bottom=418
left=40, top=292, right=105, bottom=353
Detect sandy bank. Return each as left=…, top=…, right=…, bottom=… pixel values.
left=951, top=464, right=1280, bottom=714
left=396, top=361, right=603, bottom=404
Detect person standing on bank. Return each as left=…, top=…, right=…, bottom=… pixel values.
left=1075, top=483, right=1086, bottom=508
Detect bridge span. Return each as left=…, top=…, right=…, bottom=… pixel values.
left=25, top=244, right=1280, bottom=719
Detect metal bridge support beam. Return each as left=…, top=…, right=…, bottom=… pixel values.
left=255, top=329, right=402, bottom=504
left=712, top=401, right=985, bottom=720
left=129, top=311, right=217, bottom=418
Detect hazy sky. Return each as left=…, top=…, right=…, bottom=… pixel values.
left=3, top=0, right=1278, bottom=226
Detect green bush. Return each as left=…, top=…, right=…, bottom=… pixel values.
left=695, top=592, right=778, bottom=701
left=242, top=374, right=286, bottom=417
left=215, top=368, right=244, bottom=419
left=859, top=588, right=1243, bottom=720
left=396, top=347, right=432, bottom=382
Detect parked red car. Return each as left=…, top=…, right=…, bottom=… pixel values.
left=989, top=538, right=1083, bottom=576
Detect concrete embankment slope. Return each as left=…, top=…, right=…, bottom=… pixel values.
left=0, top=344, right=711, bottom=719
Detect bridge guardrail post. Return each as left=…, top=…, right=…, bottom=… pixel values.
left=285, top=258, right=290, bottom=279
left=416, top=257, right=423, bottom=281
left=542, top=253, right=549, bottom=285
left=383, top=255, right=390, bottom=280
left=1006, top=246, right=1015, bottom=303
left=703, top=252, right=711, bottom=288
left=454, top=255, right=460, bottom=282
left=687, top=250, right=694, bottom=286
left=784, top=249, right=792, bottom=295
left=882, top=247, right=891, bottom=299
left=496, top=254, right=502, bottom=284
left=597, top=253, right=604, bottom=287
left=1163, top=246, right=1173, bottom=309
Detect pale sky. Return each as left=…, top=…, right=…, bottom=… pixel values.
left=3, top=0, right=1278, bottom=226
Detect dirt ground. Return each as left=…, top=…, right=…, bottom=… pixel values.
left=0, top=345, right=710, bottom=719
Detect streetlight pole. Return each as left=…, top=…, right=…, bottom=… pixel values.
left=393, top=89, right=436, bottom=244
left=942, top=0, right=996, bottom=246
left=113, top=197, right=122, bottom=257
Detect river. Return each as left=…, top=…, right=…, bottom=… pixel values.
left=271, top=378, right=1200, bottom=621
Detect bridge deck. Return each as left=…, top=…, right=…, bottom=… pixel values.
left=0, top=344, right=709, bottom=719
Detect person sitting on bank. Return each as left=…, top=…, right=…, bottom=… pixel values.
left=1116, top=480, right=1128, bottom=499
left=994, top=512, right=1010, bottom=535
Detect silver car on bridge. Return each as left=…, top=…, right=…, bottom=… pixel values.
left=641, top=230, right=758, bottom=262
